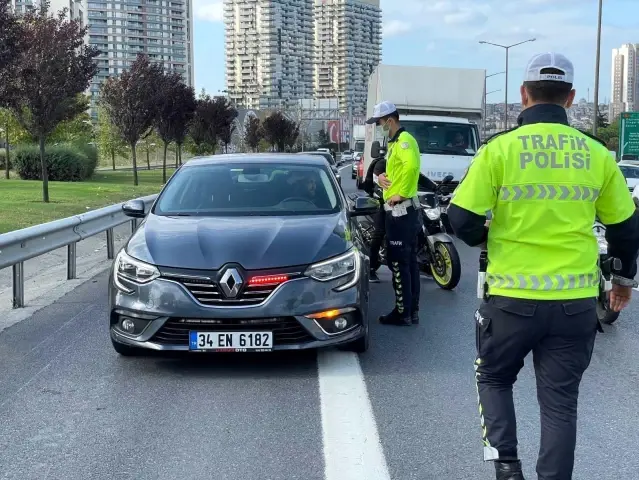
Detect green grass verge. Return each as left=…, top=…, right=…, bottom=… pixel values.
left=0, top=169, right=173, bottom=234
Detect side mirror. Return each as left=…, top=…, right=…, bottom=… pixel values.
left=371, top=140, right=381, bottom=159
left=442, top=174, right=454, bottom=184
left=348, top=195, right=380, bottom=217
left=122, top=199, right=146, bottom=218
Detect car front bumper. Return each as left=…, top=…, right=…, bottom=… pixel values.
left=108, top=262, right=369, bottom=352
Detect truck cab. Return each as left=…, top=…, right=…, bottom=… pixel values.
left=362, top=64, right=485, bottom=192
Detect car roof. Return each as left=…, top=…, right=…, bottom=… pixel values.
left=183, top=153, right=328, bottom=167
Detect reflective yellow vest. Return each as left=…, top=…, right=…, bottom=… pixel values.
left=452, top=123, right=635, bottom=300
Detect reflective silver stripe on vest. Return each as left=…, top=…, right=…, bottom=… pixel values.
left=499, top=185, right=600, bottom=202
left=487, top=273, right=599, bottom=290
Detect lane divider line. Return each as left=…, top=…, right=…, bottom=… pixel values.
left=317, top=351, right=391, bottom=480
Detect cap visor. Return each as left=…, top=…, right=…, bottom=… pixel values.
left=365, top=116, right=379, bottom=124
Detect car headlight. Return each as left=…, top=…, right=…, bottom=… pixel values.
left=305, top=249, right=361, bottom=291
left=113, top=250, right=160, bottom=293
left=423, top=207, right=441, bottom=220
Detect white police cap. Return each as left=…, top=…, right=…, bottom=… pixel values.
left=524, top=52, right=574, bottom=84
left=366, top=101, right=398, bottom=124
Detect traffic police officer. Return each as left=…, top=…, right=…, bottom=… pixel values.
left=366, top=101, right=421, bottom=326
left=448, top=53, right=639, bottom=480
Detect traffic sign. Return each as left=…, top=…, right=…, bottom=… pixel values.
left=618, top=111, right=639, bottom=160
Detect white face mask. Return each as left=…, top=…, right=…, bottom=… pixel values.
left=381, top=119, right=391, bottom=137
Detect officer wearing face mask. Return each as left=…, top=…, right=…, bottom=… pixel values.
left=366, top=101, right=422, bottom=326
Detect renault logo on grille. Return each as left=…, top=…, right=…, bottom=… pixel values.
left=219, top=267, right=243, bottom=298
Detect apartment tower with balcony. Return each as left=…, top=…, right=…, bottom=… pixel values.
left=224, top=0, right=314, bottom=110
left=609, top=43, right=638, bottom=121
left=86, top=0, right=195, bottom=118
left=313, top=0, right=381, bottom=115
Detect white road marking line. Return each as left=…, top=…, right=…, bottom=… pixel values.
left=317, top=351, right=391, bottom=480
left=339, top=164, right=352, bottom=172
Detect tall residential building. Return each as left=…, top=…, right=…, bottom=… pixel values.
left=9, top=0, right=85, bottom=22
left=609, top=43, right=638, bottom=121
left=224, top=0, right=314, bottom=110
left=87, top=0, right=195, bottom=118
left=313, top=0, right=381, bottom=115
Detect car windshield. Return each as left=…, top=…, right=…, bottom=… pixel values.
left=401, top=120, right=477, bottom=156
left=619, top=165, right=639, bottom=179
left=153, top=163, right=341, bottom=217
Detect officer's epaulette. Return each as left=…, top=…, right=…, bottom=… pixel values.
left=482, top=126, right=519, bottom=145
left=576, top=129, right=608, bottom=148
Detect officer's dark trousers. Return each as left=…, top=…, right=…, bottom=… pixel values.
left=474, top=295, right=598, bottom=480
left=385, top=206, right=420, bottom=317
left=369, top=206, right=386, bottom=272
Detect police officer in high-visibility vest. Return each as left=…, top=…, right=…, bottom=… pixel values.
left=449, top=53, right=639, bottom=480
left=366, top=101, right=421, bottom=326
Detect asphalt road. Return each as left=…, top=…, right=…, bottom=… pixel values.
left=1, top=168, right=638, bottom=479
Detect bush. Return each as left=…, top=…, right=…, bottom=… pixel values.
left=72, top=142, right=98, bottom=178
left=13, top=143, right=97, bottom=181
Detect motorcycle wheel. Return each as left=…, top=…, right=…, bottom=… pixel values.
left=429, top=242, right=461, bottom=290
left=597, top=293, right=621, bottom=325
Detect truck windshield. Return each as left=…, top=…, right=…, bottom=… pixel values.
left=401, top=121, right=477, bottom=156
left=354, top=141, right=365, bottom=152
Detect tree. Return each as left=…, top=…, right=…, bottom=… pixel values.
left=219, top=121, right=236, bottom=153
left=0, top=1, right=23, bottom=105
left=154, top=71, right=196, bottom=182
left=317, top=128, right=330, bottom=146
left=262, top=111, right=299, bottom=152
left=596, top=109, right=609, bottom=129
left=188, top=93, right=237, bottom=155
left=244, top=116, right=262, bottom=152
left=0, top=109, right=31, bottom=177
left=48, top=98, right=94, bottom=144
left=285, top=121, right=300, bottom=151
left=3, top=3, right=99, bottom=201
left=100, top=54, right=164, bottom=186
left=96, top=104, right=127, bottom=170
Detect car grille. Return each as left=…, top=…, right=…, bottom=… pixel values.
left=163, top=276, right=278, bottom=306
left=151, top=317, right=315, bottom=346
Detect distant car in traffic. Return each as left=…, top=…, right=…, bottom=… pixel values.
left=297, top=151, right=341, bottom=184
left=352, top=152, right=362, bottom=179
left=618, top=161, right=639, bottom=193
left=109, top=154, right=379, bottom=356
left=341, top=150, right=354, bottom=163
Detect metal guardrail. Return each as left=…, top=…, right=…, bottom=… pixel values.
left=0, top=194, right=158, bottom=309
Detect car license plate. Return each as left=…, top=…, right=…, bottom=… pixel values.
left=189, top=331, right=273, bottom=352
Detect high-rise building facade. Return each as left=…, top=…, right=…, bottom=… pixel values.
left=609, top=43, right=638, bottom=121
left=224, top=0, right=314, bottom=110
left=313, top=0, right=381, bottom=115
left=9, top=0, right=85, bottom=23
left=86, top=0, right=195, bottom=118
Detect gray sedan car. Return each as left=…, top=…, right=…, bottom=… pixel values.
left=108, top=154, right=379, bottom=356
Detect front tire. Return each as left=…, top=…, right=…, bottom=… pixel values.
left=111, top=338, right=143, bottom=356
left=340, top=330, right=369, bottom=353
left=429, top=241, right=461, bottom=290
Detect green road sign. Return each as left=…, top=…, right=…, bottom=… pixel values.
left=619, top=111, right=639, bottom=160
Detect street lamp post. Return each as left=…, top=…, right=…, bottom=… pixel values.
left=484, top=72, right=505, bottom=139
left=480, top=38, right=536, bottom=129
left=593, top=0, right=603, bottom=136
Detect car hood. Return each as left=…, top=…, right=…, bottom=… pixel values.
left=126, top=213, right=352, bottom=270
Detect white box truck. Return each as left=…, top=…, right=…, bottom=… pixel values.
left=362, top=64, right=486, bottom=188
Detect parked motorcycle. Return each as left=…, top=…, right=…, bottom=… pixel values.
left=593, top=221, right=622, bottom=325
left=355, top=175, right=462, bottom=290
